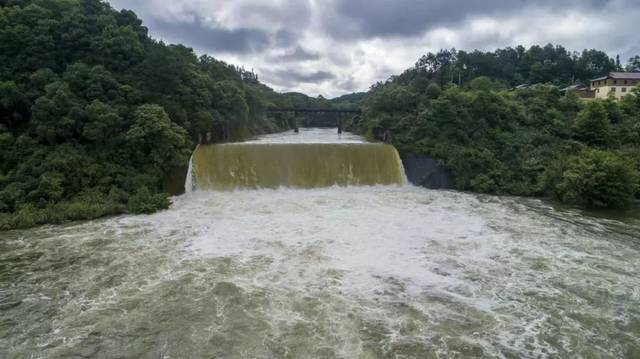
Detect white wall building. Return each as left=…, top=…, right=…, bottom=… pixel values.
left=590, top=72, right=640, bottom=100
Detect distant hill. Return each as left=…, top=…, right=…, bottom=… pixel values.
left=330, top=92, right=369, bottom=106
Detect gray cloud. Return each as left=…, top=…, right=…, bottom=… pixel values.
left=227, top=1, right=312, bottom=31
left=148, top=16, right=271, bottom=54
left=272, top=46, right=321, bottom=62
left=262, top=69, right=336, bottom=87
left=292, top=70, right=336, bottom=83
left=107, top=0, right=640, bottom=97
left=274, top=30, right=300, bottom=48
left=335, top=76, right=358, bottom=91
left=323, top=0, right=610, bottom=38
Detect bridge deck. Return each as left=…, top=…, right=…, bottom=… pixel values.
left=266, top=107, right=361, bottom=114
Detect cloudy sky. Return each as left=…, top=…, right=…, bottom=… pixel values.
left=108, top=0, right=639, bottom=98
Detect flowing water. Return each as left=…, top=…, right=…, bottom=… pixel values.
left=191, top=129, right=405, bottom=190
left=1, top=129, right=640, bottom=358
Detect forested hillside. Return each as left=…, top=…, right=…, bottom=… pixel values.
left=381, top=45, right=625, bottom=89
left=354, top=47, right=640, bottom=209
left=0, top=0, right=331, bottom=229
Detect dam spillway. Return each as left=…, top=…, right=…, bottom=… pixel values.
left=192, top=143, right=405, bottom=190
left=189, top=129, right=406, bottom=190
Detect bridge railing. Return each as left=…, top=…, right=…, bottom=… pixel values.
left=266, top=107, right=361, bottom=114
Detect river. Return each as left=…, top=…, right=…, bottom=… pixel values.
left=1, top=129, right=639, bottom=358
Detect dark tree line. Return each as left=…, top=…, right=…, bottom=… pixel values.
left=375, top=45, right=628, bottom=91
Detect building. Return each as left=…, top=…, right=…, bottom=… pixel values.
left=560, top=84, right=595, bottom=99
left=590, top=72, right=640, bottom=100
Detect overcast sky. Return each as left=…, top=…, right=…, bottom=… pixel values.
left=108, top=0, right=639, bottom=98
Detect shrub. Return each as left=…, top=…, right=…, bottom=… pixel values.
left=469, top=76, right=499, bottom=92
left=552, top=149, right=639, bottom=208
left=0, top=191, right=128, bottom=231
left=127, top=187, right=171, bottom=214
left=425, top=83, right=442, bottom=99
left=573, top=101, right=611, bottom=147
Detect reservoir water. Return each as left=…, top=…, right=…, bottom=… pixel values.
left=1, top=129, right=639, bottom=358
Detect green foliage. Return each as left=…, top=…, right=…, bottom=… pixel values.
left=127, top=187, right=170, bottom=214
left=626, top=55, right=640, bottom=72
left=0, top=190, right=126, bottom=231
left=424, top=83, right=442, bottom=99
left=99, top=25, right=145, bottom=71
left=0, top=80, right=28, bottom=125
left=0, top=0, right=321, bottom=230
left=573, top=102, right=611, bottom=146
left=550, top=149, right=639, bottom=208
left=358, top=47, right=640, bottom=208
left=409, top=45, right=617, bottom=89
left=469, top=76, right=499, bottom=92
left=83, top=100, right=122, bottom=143
left=126, top=104, right=190, bottom=169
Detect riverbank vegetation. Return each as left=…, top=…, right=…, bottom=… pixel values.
left=0, top=0, right=333, bottom=230
left=353, top=47, right=640, bottom=209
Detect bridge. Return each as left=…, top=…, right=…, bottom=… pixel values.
left=265, top=107, right=361, bottom=133
left=266, top=107, right=361, bottom=114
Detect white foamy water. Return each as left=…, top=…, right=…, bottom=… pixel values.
left=243, top=127, right=366, bottom=144
left=1, top=130, right=639, bottom=358
left=184, top=151, right=195, bottom=193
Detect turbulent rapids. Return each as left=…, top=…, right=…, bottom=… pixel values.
left=2, top=129, right=640, bottom=358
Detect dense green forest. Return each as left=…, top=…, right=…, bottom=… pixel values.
left=0, top=0, right=334, bottom=230
left=382, top=45, right=627, bottom=89
left=353, top=46, right=640, bottom=209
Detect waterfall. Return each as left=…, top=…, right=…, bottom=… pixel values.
left=184, top=153, right=195, bottom=193
left=190, top=143, right=406, bottom=190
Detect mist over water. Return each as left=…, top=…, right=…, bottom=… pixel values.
left=2, top=129, right=639, bottom=358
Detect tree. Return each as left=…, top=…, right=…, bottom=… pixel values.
left=99, top=25, right=144, bottom=71
left=125, top=104, right=190, bottom=169
left=553, top=149, right=639, bottom=208
left=31, top=81, right=82, bottom=143
left=424, top=83, right=442, bottom=99
left=82, top=100, right=123, bottom=144
left=573, top=101, right=611, bottom=147
left=469, top=76, right=497, bottom=92
left=0, top=80, right=28, bottom=126
left=626, top=56, right=640, bottom=72
left=575, top=49, right=616, bottom=82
